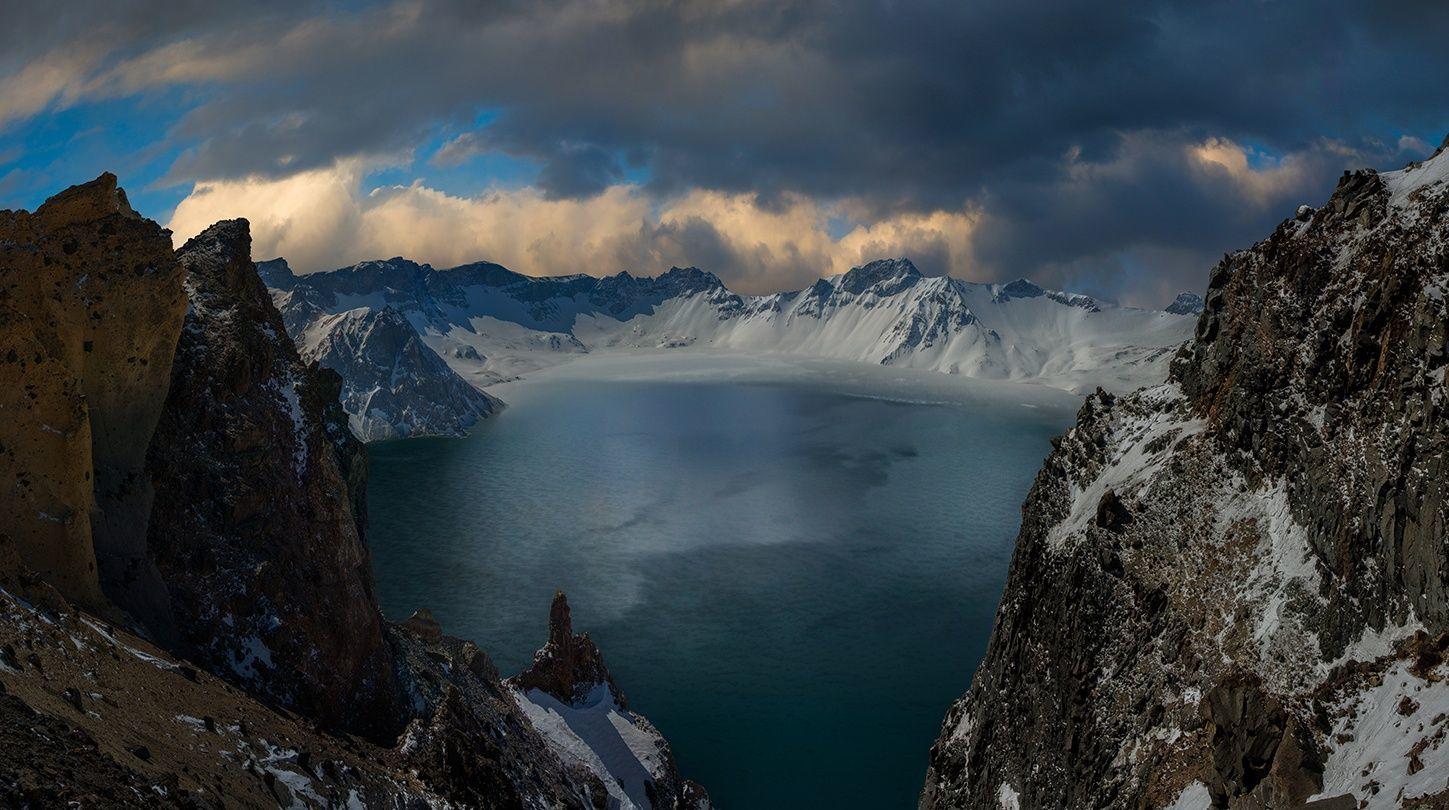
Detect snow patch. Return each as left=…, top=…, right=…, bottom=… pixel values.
left=513, top=684, right=666, bottom=810
left=1165, top=781, right=1211, bottom=810
left=1313, top=658, right=1449, bottom=808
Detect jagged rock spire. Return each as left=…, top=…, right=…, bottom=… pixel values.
left=513, top=590, right=627, bottom=708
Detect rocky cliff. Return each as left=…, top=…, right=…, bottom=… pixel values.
left=144, top=218, right=399, bottom=732
left=0, top=174, right=186, bottom=617
left=0, top=175, right=705, bottom=808
left=921, top=144, right=1449, bottom=807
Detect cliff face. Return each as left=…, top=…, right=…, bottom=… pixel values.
left=144, top=219, right=398, bottom=733
left=0, top=174, right=186, bottom=615
left=922, top=144, right=1449, bottom=807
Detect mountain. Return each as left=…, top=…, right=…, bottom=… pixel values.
left=921, top=142, right=1449, bottom=807
left=1165, top=291, right=1205, bottom=315
left=260, top=258, right=502, bottom=441
left=265, top=255, right=1199, bottom=439
left=0, top=176, right=706, bottom=808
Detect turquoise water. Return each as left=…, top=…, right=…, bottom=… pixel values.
left=366, top=353, right=1076, bottom=808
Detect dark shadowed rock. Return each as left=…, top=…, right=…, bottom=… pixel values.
left=514, top=590, right=625, bottom=708
left=145, top=218, right=399, bottom=736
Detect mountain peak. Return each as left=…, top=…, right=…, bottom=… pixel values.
left=998, top=278, right=1045, bottom=300
left=839, top=257, right=921, bottom=295
left=1165, top=291, right=1204, bottom=315
left=657, top=266, right=727, bottom=295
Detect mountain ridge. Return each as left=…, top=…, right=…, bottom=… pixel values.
left=265, top=254, right=1201, bottom=439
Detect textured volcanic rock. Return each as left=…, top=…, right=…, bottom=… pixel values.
left=923, top=143, right=1449, bottom=808
left=1, top=175, right=708, bottom=807
left=514, top=590, right=626, bottom=707
left=509, top=591, right=711, bottom=810
left=144, top=219, right=398, bottom=734
left=0, top=174, right=186, bottom=617
left=390, top=609, right=607, bottom=808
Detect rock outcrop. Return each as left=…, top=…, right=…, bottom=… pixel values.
left=514, top=590, right=626, bottom=707
left=509, top=591, right=711, bottom=810
left=921, top=143, right=1449, bottom=807
left=0, top=174, right=185, bottom=616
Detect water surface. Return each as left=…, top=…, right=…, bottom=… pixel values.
left=367, top=352, right=1077, bottom=808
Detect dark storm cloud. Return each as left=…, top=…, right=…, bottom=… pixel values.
left=4, top=0, right=1447, bottom=298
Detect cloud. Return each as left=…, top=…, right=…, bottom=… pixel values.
left=164, top=125, right=1430, bottom=305
left=8, top=0, right=1449, bottom=301
left=965, top=131, right=1429, bottom=304
left=166, top=164, right=980, bottom=295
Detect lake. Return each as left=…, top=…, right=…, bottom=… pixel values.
left=366, top=352, right=1078, bottom=808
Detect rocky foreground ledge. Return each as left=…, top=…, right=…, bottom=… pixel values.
left=0, top=174, right=706, bottom=808
left=922, top=142, right=1449, bottom=807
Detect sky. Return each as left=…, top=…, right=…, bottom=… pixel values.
left=0, top=0, right=1445, bottom=305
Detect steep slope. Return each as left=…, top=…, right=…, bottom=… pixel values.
left=145, top=219, right=399, bottom=733
left=0, top=176, right=706, bottom=808
left=269, top=257, right=1197, bottom=439
left=260, top=258, right=502, bottom=442
left=921, top=144, right=1449, bottom=808
left=0, top=174, right=186, bottom=617
left=302, top=305, right=502, bottom=441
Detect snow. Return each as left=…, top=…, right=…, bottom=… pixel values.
left=996, top=783, right=1020, bottom=809
left=1382, top=145, right=1449, bottom=208
left=1165, top=781, right=1211, bottom=809
left=1047, top=384, right=1206, bottom=549
left=1327, top=607, right=1425, bottom=671
left=1313, top=658, right=1449, bottom=808
left=229, top=634, right=274, bottom=678
left=275, top=375, right=309, bottom=476
left=513, top=684, right=666, bottom=810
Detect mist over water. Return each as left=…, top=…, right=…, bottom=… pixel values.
left=367, top=353, right=1077, bottom=808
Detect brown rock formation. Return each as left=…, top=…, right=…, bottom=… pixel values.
left=514, top=590, right=626, bottom=708
left=144, top=219, right=397, bottom=735
left=0, top=173, right=185, bottom=616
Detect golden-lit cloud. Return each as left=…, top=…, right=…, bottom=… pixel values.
left=167, top=164, right=982, bottom=294
left=1188, top=137, right=1317, bottom=204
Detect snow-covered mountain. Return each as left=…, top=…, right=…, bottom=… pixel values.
left=260, top=258, right=505, bottom=440
left=300, top=305, right=502, bottom=441
left=262, top=254, right=1199, bottom=438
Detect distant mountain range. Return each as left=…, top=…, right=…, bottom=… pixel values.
left=260, top=256, right=1201, bottom=440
